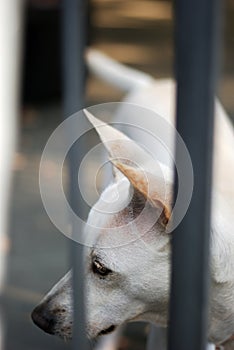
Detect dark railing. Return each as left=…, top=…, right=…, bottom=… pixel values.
left=62, top=0, right=90, bottom=349
left=169, top=0, right=220, bottom=349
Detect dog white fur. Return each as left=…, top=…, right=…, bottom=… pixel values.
left=32, top=50, right=234, bottom=348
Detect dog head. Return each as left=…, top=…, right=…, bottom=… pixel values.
left=32, top=110, right=173, bottom=340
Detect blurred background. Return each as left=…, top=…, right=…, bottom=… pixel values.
left=0, top=0, right=233, bottom=349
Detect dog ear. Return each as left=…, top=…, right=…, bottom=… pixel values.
left=84, top=109, right=171, bottom=226
left=83, top=108, right=157, bottom=169
left=112, top=160, right=171, bottom=226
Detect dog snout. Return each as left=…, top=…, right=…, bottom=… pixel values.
left=31, top=303, right=55, bottom=335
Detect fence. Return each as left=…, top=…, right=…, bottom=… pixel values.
left=62, top=0, right=221, bottom=349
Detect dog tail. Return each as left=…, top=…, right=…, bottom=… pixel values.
left=86, top=48, right=154, bottom=92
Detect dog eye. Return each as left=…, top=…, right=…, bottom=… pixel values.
left=92, top=259, right=112, bottom=276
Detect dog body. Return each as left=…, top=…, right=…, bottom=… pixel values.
left=32, top=51, right=234, bottom=347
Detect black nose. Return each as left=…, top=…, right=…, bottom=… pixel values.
left=31, top=303, right=55, bottom=335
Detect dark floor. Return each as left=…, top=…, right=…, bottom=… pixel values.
left=2, top=0, right=234, bottom=350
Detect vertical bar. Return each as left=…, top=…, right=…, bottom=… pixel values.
left=0, top=0, right=24, bottom=348
left=61, top=0, right=90, bottom=349
left=168, top=0, right=221, bottom=350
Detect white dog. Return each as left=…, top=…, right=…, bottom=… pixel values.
left=32, top=50, right=234, bottom=349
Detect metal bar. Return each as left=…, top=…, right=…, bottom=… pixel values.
left=0, top=0, right=24, bottom=348
left=168, top=0, right=221, bottom=349
left=61, top=0, right=90, bottom=349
